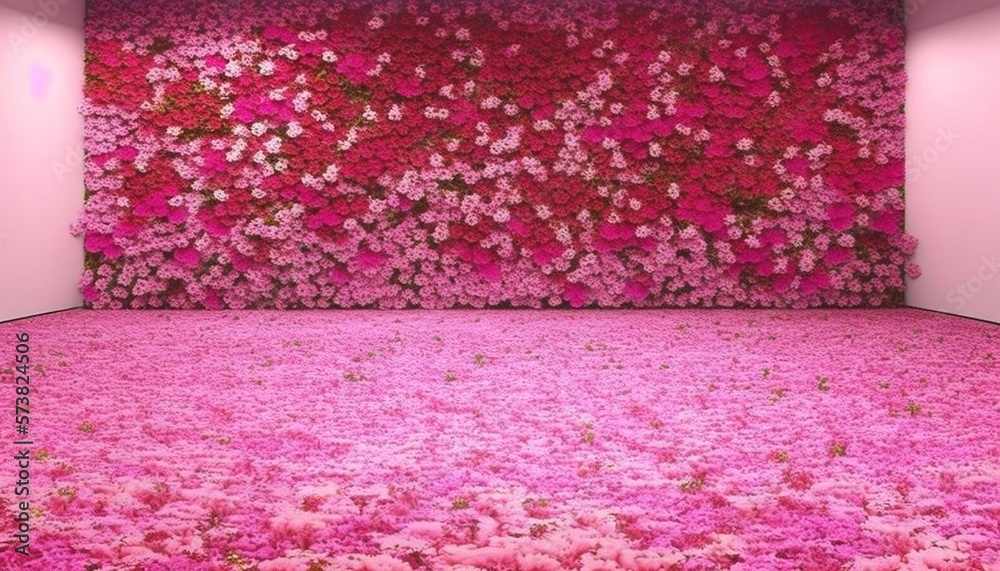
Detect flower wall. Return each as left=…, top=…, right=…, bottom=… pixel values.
left=74, top=0, right=916, bottom=309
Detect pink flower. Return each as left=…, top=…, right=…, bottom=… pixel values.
left=173, top=247, right=200, bottom=267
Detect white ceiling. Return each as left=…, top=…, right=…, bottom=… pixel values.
left=906, top=0, right=1000, bottom=31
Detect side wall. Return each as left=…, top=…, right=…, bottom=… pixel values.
left=0, top=0, right=85, bottom=322
left=905, top=2, right=1000, bottom=323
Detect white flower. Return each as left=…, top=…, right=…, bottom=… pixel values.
left=367, top=16, right=384, bottom=30
left=301, top=173, right=319, bottom=189
left=423, top=106, right=450, bottom=120
left=286, top=121, right=303, bottom=138
left=555, top=225, right=572, bottom=244
left=388, top=105, right=403, bottom=121
left=481, top=95, right=501, bottom=109
left=251, top=187, right=266, bottom=199
left=534, top=119, right=554, bottom=131
left=251, top=122, right=268, bottom=137
left=264, top=137, right=282, bottom=154
left=213, top=190, right=228, bottom=202
left=323, top=164, right=339, bottom=182
left=610, top=151, right=627, bottom=169
left=258, top=60, right=275, bottom=76
left=438, top=83, right=456, bottom=99
left=322, top=51, right=338, bottom=63
left=219, top=103, right=234, bottom=119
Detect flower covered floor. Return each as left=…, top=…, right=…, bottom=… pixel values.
left=1, top=309, right=998, bottom=570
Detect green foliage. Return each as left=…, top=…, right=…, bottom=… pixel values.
left=680, top=477, right=705, bottom=492
left=769, top=388, right=787, bottom=403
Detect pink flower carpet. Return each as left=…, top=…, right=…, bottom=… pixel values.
left=1, top=308, right=998, bottom=570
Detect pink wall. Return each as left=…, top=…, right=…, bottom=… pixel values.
left=905, top=1, right=1000, bottom=323
left=0, top=0, right=85, bottom=322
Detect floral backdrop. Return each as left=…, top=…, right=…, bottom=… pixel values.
left=74, top=0, right=916, bottom=310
